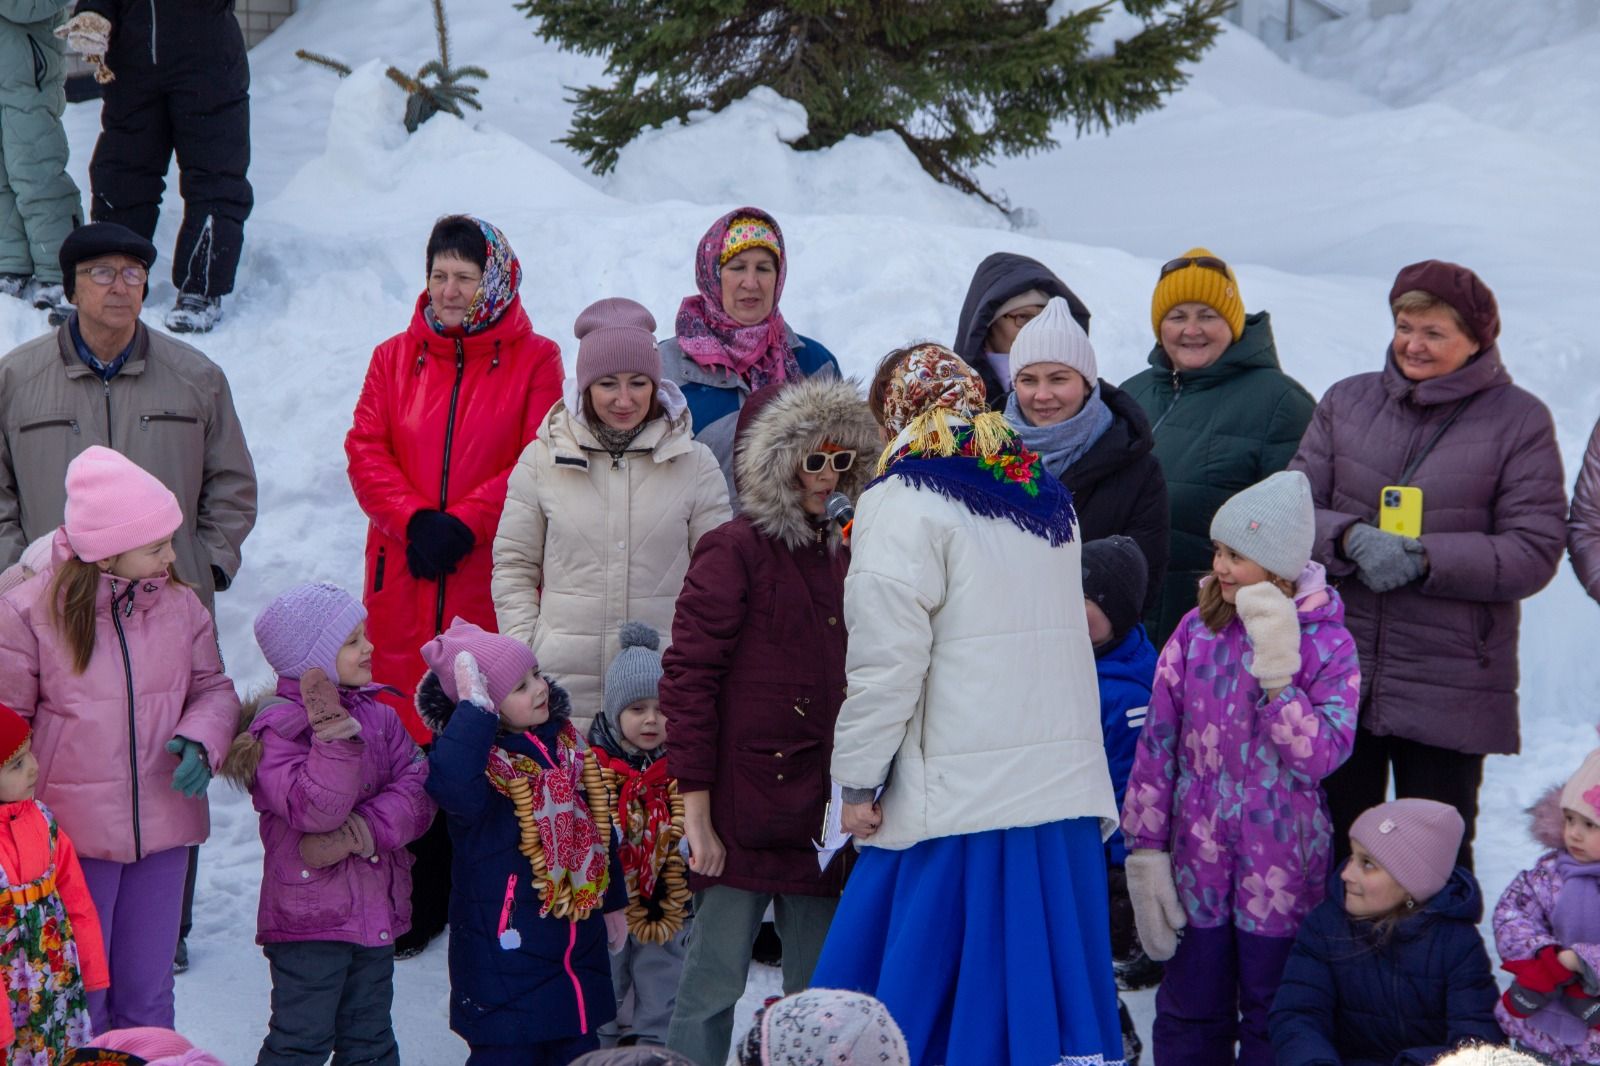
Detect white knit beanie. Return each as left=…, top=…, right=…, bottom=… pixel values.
left=1010, top=296, right=1098, bottom=387
left=1209, top=470, right=1315, bottom=582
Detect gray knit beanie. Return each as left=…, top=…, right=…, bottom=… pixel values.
left=603, top=621, right=663, bottom=729
left=1209, top=469, right=1314, bottom=582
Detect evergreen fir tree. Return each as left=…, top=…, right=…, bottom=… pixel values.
left=519, top=0, right=1232, bottom=208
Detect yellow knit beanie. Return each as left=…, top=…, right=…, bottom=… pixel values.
left=1150, top=247, right=1246, bottom=342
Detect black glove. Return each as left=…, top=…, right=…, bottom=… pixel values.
left=210, top=564, right=231, bottom=592
left=406, top=509, right=475, bottom=580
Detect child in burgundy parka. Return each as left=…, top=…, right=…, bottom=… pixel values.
left=224, top=582, right=434, bottom=1065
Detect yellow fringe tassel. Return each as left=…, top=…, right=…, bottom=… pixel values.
left=876, top=410, right=1016, bottom=475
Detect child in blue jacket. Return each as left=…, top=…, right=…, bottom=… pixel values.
left=1269, top=799, right=1502, bottom=1065
left=1083, top=536, right=1159, bottom=1063
left=420, top=620, right=628, bottom=1066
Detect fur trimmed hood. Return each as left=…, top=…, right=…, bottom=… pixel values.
left=415, top=668, right=573, bottom=736
left=732, top=376, right=881, bottom=550
left=1530, top=782, right=1567, bottom=851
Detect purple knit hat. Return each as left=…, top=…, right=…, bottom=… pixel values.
left=575, top=297, right=661, bottom=393
left=253, top=582, right=367, bottom=682
left=420, top=617, right=536, bottom=708
left=1350, top=798, right=1465, bottom=902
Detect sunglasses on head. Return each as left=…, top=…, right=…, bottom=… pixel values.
left=1160, top=256, right=1230, bottom=280
left=801, top=450, right=856, bottom=474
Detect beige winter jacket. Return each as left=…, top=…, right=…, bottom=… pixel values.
left=0, top=322, right=257, bottom=614
left=492, top=381, right=731, bottom=729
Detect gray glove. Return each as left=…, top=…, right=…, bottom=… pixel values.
left=1344, top=523, right=1427, bottom=593
left=1125, top=849, right=1186, bottom=962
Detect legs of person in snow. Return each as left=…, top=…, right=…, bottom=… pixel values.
left=666, top=886, right=837, bottom=1066
left=79, top=846, right=188, bottom=1031
left=0, top=98, right=82, bottom=322
left=1326, top=727, right=1485, bottom=871
left=606, top=922, right=690, bottom=1046
left=1152, top=922, right=1293, bottom=1066
left=175, top=843, right=198, bottom=974
left=88, top=44, right=252, bottom=335
left=257, top=941, right=399, bottom=1066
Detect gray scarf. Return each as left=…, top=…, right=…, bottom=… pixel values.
left=1005, top=384, right=1114, bottom=478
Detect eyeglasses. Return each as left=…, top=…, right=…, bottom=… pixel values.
left=801, top=450, right=856, bottom=474
left=999, top=307, right=1042, bottom=329
left=1159, top=256, right=1230, bottom=280
left=76, top=265, right=149, bottom=287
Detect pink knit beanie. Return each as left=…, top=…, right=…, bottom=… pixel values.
left=63, top=446, right=183, bottom=563
left=1349, top=798, right=1464, bottom=902
left=83, top=1026, right=224, bottom=1065
left=1561, top=746, right=1600, bottom=824
left=420, top=617, right=536, bottom=708
left=575, top=297, right=661, bottom=394
left=254, top=582, right=367, bottom=681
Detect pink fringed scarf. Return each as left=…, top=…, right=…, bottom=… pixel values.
left=674, top=206, right=798, bottom=389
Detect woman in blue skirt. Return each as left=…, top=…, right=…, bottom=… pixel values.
left=813, top=343, right=1126, bottom=1065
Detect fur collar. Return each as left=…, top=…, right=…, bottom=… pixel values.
left=732, top=376, right=882, bottom=550
left=415, top=669, right=573, bottom=736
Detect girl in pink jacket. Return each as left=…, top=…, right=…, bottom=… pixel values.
left=1121, top=470, right=1360, bottom=1066
left=0, top=446, right=241, bottom=1034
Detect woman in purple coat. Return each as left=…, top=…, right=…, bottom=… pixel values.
left=1290, top=260, right=1567, bottom=870
left=658, top=377, right=879, bottom=1066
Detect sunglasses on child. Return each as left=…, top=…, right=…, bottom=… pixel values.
left=801, top=450, right=856, bottom=474
left=1159, top=255, right=1230, bottom=279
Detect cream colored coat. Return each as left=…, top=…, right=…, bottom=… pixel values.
left=831, top=473, right=1118, bottom=851
left=492, top=382, right=731, bottom=728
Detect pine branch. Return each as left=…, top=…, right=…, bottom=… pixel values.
left=432, top=0, right=452, bottom=71
left=295, top=49, right=353, bottom=76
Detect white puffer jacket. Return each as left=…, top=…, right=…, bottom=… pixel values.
left=831, top=473, right=1118, bottom=851
left=492, top=381, right=731, bottom=728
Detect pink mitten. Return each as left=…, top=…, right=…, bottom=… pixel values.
left=302, top=668, right=360, bottom=742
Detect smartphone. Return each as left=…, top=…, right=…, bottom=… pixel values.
left=1378, top=485, right=1423, bottom=538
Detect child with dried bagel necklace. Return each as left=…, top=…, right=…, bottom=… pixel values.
left=421, top=620, right=628, bottom=1066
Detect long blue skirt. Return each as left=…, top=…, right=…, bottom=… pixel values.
left=810, top=817, right=1124, bottom=1066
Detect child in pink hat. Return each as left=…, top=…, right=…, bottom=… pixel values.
left=1269, top=798, right=1500, bottom=1062
left=1493, top=742, right=1600, bottom=1063
left=0, top=446, right=240, bottom=1034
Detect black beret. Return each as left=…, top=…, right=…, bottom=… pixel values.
left=59, top=223, right=157, bottom=298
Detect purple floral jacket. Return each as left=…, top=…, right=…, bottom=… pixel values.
left=1493, top=787, right=1600, bottom=1064
left=1120, top=564, right=1360, bottom=938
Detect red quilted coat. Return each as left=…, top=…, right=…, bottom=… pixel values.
left=346, top=292, right=563, bottom=742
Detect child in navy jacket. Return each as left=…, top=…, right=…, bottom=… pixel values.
left=1269, top=799, right=1501, bottom=1065
left=1083, top=536, right=1159, bottom=1063
left=421, top=620, right=628, bottom=1066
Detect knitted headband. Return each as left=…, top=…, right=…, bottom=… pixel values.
left=720, top=216, right=782, bottom=267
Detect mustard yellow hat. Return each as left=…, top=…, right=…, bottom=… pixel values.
left=1150, top=247, right=1246, bottom=342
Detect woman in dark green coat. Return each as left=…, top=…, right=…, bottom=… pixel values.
left=1121, top=248, right=1315, bottom=644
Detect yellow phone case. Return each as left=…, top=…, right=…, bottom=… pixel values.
left=1379, top=485, right=1423, bottom=538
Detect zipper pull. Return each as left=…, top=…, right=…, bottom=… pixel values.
left=498, top=873, right=521, bottom=949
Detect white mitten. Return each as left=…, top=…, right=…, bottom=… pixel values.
left=55, top=12, right=111, bottom=57
left=1236, top=582, right=1302, bottom=691
left=453, top=650, right=493, bottom=711
left=1125, top=849, right=1187, bottom=962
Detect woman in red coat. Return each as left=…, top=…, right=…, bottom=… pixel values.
left=345, top=215, right=563, bottom=955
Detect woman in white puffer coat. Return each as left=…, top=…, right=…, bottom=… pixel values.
left=492, top=297, right=731, bottom=731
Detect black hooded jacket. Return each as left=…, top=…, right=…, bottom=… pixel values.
left=954, top=252, right=1093, bottom=410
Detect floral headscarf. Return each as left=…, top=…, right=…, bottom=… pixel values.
left=879, top=343, right=988, bottom=434
left=430, top=217, right=522, bottom=336
left=674, top=207, right=797, bottom=388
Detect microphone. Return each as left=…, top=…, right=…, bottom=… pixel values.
left=824, top=492, right=854, bottom=530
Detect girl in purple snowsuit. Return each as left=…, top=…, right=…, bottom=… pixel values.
left=225, top=582, right=435, bottom=1065
left=1121, top=470, right=1360, bottom=1066
left=1493, top=741, right=1600, bottom=1064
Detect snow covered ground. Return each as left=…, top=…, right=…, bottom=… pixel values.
left=1, top=0, right=1596, bottom=1059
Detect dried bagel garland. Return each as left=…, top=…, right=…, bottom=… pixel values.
left=601, top=763, right=692, bottom=944
left=509, top=750, right=613, bottom=921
